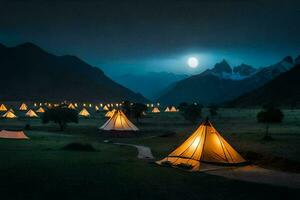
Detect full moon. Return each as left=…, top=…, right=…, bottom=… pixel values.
left=187, top=57, right=199, bottom=68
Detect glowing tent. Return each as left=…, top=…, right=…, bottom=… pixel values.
left=164, top=107, right=170, bottom=112
left=68, top=103, right=76, bottom=109
left=170, top=106, right=178, bottom=112
left=79, top=108, right=90, bottom=117
left=0, top=104, right=8, bottom=111
left=8, top=108, right=15, bottom=113
left=105, top=109, right=116, bottom=118
left=152, top=107, right=160, bottom=113
left=95, top=105, right=99, bottom=111
left=100, top=110, right=139, bottom=131
left=103, top=105, right=109, bottom=111
left=19, top=103, right=28, bottom=111
left=0, top=130, right=29, bottom=139
left=2, top=110, right=17, bottom=119
left=26, top=109, right=38, bottom=118
left=36, top=107, right=45, bottom=113
left=156, top=119, right=246, bottom=171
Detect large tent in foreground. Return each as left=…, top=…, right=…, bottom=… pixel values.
left=0, top=130, right=29, bottom=139
left=100, top=110, right=139, bottom=132
left=156, top=119, right=246, bottom=171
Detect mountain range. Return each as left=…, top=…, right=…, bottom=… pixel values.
left=0, top=43, right=147, bottom=103
left=114, top=72, right=188, bottom=100
left=227, top=63, right=300, bottom=108
left=157, top=56, right=297, bottom=105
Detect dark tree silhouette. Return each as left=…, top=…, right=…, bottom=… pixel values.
left=182, top=104, right=202, bottom=124
left=178, top=102, right=188, bottom=112
left=131, top=103, right=147, bottom=123
left=42, top=106, right=78, bottom=131
left=122, top=100, right=132, bottom=116
left=257, top=105, right=284, bottom=140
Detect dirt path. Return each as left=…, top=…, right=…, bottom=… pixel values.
left=205, top=165, right=300, bottom=189
left=112, top=142, right=300, bottom=188
left=113, top=142, right=154, bottom=160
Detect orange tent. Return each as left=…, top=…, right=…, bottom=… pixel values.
left=68, top=103, right=76, bottom=109
left=25, top=109, right=38, bottom=118
left=36, top=107, right=45, bottom=113
left=19, top=103, right=28, bottom=111
left=0, top=104, right=8, bottom=111
left=79, top=108, right=90, bottom=117
left=0, top=130, right=29, bottom=139
left=2, top=110, right=17, bottom=119
left=152, top=107, right=160, bottom=113
left=100, top=110, right=139, bottom=131
left=156, top=119, right=246, bottom=171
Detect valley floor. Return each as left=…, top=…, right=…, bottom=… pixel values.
left=0, top=108, right=299, bottom=199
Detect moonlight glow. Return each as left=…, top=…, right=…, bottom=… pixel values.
left=187, top=57, right=199, bottom=68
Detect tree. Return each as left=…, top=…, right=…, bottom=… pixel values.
left=257, top=105, right=284, bottom=140
left=131, top=103, right=147, bottom=123
left=122, top=100, right=132, bottom=116
left=182, top=104, right=202, bottom=124
left=42, top=106, right=78, bottom=131
left=209, top=104, right=219, bottom=117
left=178, top=102, right=188, bottom=112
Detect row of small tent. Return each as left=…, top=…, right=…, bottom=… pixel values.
left=0, top=109, right=247, bottom=172
left=151, top=106, right=178, bottom=113
left=0, top=103, right=112, bottom=112
left=1, top=103, right=178, bottom=114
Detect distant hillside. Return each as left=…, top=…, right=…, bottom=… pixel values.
left=0, top=43, right=147, bottom=103
left=114, top=72, right=188, bottom=100
left=227, top=64, right=300, bottom=108
left=158, top=56, right=296, bottom=105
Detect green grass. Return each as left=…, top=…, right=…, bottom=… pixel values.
left=0, top=108, right=299, bottom=199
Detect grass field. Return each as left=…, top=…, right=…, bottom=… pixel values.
left=0, top=108, right=299, bottom=199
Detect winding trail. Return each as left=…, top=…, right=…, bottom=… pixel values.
left=112, top=142, right=300, bottom=188
left=203, top=164, right=300, bottom=189
left=113, top=142, right=154, bottom=160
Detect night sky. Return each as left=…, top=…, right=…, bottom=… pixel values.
left=1, top=0, right=300, bottom=77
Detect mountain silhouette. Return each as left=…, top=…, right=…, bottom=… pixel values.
left=227, top=64, right=300, bottom=108
left=0, top=43, right=147, bottom=103
left=114, top=72, right=188, bottom=100
left=158, top=56, right=296, bottom=105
